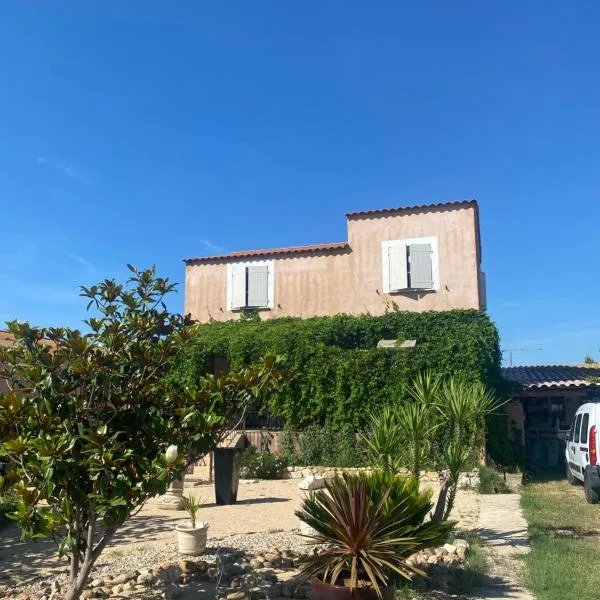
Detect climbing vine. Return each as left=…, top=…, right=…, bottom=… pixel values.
left=171, top=310, right=503, bottom=431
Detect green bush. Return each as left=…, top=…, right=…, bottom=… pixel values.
left=0, top=490, right=17, bottom=529
left=477, top=466, right=512, bottom=494
left=296, top=471, right=452, bottom=594
left=172, top=310, right=501, bottom=429
left=296, top=424, right=365, bottom=467
left=240, top=447, right=287, bottom=479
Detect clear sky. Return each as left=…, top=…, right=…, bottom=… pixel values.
left=1, top=1, right=598, bottom=366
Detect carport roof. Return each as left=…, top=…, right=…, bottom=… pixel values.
left=502, top=364, right=600, bottom=390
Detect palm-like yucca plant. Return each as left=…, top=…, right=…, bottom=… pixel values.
left=395, top=402, right=435, bottom=481
left=406, top=371, right=441, bottom=407
left=296, top=473, right=452, bottom=599
left=438, top=441, right=471, bottom=520
left=431, top=377, right=507, bottom=521
left=360, top=407, right=403, bottom=475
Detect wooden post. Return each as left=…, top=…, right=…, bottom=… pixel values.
left=208, top=451, right=213, bottom=484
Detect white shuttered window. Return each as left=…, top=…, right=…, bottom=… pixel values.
left=382, top=237, right=439, bottom=293
left=227, top=260, right=274, bottom=310
left=247, top=265, right=269, bottom=308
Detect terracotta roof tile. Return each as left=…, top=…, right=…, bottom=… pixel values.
left=0, top=331, right=56, bottom=350
left=502, top=364, right=600, bottom=389
left=184, top=241, right=349, bottom=264
left=0, top=331, right=15, bottom=348
left=345, top=199, right=477, bottom=219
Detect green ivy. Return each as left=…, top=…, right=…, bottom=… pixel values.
left=295, top=424, right=366, bottom=468
left=171, top=310, right=502, bottom=431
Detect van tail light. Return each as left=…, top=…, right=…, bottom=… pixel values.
left=590, top=426, right=597, bottom=466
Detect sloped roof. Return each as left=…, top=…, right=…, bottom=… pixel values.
left=345, top=199, right=477, bottom=219
left=502, top=364, right=600, bottom=390
left=0, top=331, right=15, bottom=348
left=184, top=199, right=480, bottom=264
left=0, top=331, right=56, bottom=350
left=184, top=242, right=349, bottom=264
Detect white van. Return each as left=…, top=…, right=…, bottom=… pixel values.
left=566, top=402, right=600, bottom=503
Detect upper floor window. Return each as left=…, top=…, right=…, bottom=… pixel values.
left=227, top=260, right=274, bottom=310
left=381, top=236, right=439, bottom=293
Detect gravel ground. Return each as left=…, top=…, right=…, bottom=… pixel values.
left=3, top=530, right=311, bottom=598
left=0, top=478, right=481, bottom=599
left=94, top=530, right=310, bottom=578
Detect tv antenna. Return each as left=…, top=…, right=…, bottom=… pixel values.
left=501, top=346, right=543, bottom=367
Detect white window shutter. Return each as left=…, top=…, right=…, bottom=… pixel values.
left=230, top=265, right=246, bottom=309
left=388, top=246, right=408, bottom=291
left=408, top=243, right=433, bottom=289
left=247, top=265, right=269, bottom=307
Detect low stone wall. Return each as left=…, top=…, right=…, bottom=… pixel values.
left=284, top=465, right=480, bottom=488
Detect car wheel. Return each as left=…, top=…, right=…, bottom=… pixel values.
left=584, top=471, right=600, bottom=504
left=566, top=463, right=578, bottom=485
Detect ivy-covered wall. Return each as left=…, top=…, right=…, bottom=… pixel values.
left=172, top=310, right=503, bottom=430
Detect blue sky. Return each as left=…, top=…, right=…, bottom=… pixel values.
left=1, top=1, right=598, bottom=366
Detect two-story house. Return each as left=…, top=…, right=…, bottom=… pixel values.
left=184, top=199, right=485, bottom=323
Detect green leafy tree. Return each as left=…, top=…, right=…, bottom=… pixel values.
left=0, top=266, right=286, bottom=600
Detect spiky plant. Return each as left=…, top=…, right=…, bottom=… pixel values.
left=296, top=473, right=452, bottom=598
left=184, top=495, right=203, bottom=529
left=431, top=377, right=506, bottom=521
left=360, top=407, right=404, bottom=475
left=395, top=401, right=438, bottom=481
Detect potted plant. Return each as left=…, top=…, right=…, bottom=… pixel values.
left=296, top=472, right=451, bottom=600
left=176, top=496, right=209, bottom=555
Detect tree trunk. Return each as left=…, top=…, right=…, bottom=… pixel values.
left=443, top=481, right=458, bottom=520
left=65, top=557, right=94, bottom=600
left=432, top=470, right=451, bottom=522
left=63, top=517, right=117, bottom=600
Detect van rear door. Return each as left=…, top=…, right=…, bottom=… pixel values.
left=577, top=409, right=592, bottom=474
left=568, top=412, right=583, bottom=480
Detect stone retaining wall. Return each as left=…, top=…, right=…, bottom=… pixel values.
left=284, top=465, right=480, bottom=487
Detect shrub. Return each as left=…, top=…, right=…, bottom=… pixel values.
left=0, top=490, right=17, bottom=529
left=240, top=447, right=287, bottom=479
left=296, top=472, right=452, bottom=596
left=477, top=466, right=512, bottom=494
left=296, top=424, right=365, bottom=467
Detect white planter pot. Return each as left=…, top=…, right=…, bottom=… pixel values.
left=175, top=522, right=209, bottom=555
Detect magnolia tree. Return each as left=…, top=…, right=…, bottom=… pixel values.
left=0, top=266, right=286, bottom=600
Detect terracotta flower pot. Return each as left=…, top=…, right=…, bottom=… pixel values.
left=175, top=522, right=209, bottom=555
left=311, top=578, right=395, bottom=600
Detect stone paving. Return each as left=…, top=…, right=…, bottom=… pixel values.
left=474, top=494, right=533, bottom=600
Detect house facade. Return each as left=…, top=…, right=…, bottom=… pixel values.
left=184, top=199, right=485, bottom=323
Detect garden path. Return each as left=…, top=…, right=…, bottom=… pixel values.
left=474, top=494, right=533, bottom=600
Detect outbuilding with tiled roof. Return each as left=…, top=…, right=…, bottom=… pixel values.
left=502, top=363, right=600, bottom=470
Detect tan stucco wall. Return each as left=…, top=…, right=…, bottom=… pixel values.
left=185, top=204, right=482, bottom=322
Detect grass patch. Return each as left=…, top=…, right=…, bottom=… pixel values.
left=449, top=534, right=490, bottom=595
left=521, top=477, right=600, bottom=600
left=521, top=478, right=600, bottom=535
